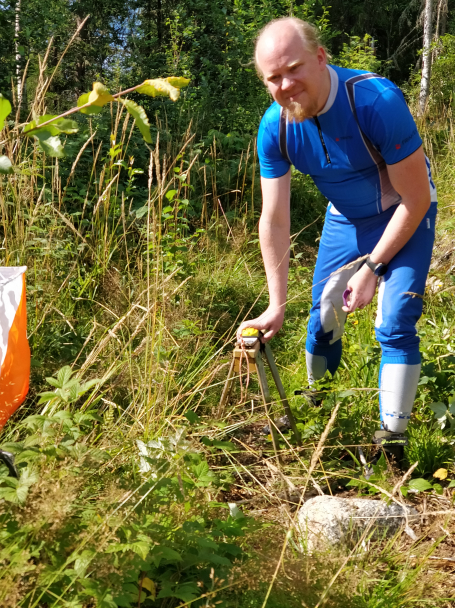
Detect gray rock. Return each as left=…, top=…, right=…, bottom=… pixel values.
left=297, top=495, right=419, bottom=552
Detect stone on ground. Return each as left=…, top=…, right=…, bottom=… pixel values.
left=297, top=495, right=418, bottom=552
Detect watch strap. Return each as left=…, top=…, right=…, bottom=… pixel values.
left=365, top=256, right=377, bottom=273
left=365, top=255, right=388, bottom=276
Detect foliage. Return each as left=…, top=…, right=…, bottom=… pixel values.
left=0, top=403, right=249, bottom=607
left=405, top=424, right=454, bottom=477
left=335, top=35, right=383, bottom=73
left=2, top=7, right=455, bottom=607
left=0, top=77, right=189, bottom=167
left=429, top=34, right=455, bottom=113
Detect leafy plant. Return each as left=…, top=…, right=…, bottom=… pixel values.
left=38, top=365, right=102, bottom=412
left=335, top=34, right=383, bottom=73
left=346, top=452, right=391, bottom=495
left=405, top=424, right=454, bottom=477
left=0, top=76, right=190, bottom=165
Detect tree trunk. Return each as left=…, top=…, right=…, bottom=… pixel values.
left=419, top=0, right=434, bottom=115
left=15, top=0, right=22, bottom=112
left=156, top=0, right=162, bottom=48
left=439, top=0, right=448, bottom=37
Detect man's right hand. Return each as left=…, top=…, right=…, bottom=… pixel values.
left=237, top=306, right=285, bottom=343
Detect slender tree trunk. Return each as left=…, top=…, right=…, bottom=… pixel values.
left=439, top=0, right=448, bottom=37
left=156, top=0, right=162, bottom=48
left=419, top=0, right=434, bottom=115
left=15, top=0, right=22, bottom=111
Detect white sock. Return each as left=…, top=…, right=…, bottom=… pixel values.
left=380, top=363, right=421, bottom=433
left=306, top=350, right=327, bottom=386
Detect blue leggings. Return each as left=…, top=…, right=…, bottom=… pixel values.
left=305, top=202, right=437, bottom=431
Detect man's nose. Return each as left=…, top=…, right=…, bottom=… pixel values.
left=281, top=77, right=294, bottom=90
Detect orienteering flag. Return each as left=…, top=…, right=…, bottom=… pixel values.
left=0, top=267, right=30, bottom=428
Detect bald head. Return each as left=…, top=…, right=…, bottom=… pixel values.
left=254, top=17, right=331, bottom=122
left=255, top=18, right=326, bottom=78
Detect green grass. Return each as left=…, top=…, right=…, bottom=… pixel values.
left=1, top=82, right=455, bottom=607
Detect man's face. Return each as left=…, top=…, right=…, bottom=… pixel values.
left=256, top=28, right=328, bottom=121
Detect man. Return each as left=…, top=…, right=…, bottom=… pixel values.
left=239, top=17, right=437, bottom=455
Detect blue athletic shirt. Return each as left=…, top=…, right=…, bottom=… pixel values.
left=257, top=65, right=437, bottom=219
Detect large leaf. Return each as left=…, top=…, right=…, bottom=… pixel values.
left=77, top=92, right=104, bottom=115
left=429, top=402, right=447, bottom=420
left=88, top=82, right=115, bottom=107
left=119, top=99, right=152, bottom=143
left=34, top=132, right=65, bottom=158
left=408, top=478, right=433, bottom=492
left=136, top=78, right=182, bottom=102
left=57, top=365, right=73, bottom=387
left=0, top=156, right=13, bottom=175
left=0, top=468, right=38, bottom=503
left=0, top=94, right=12, bottom=130
left=24, top=115, right=78, bottom=136
left=165, top=76, right=190, bottom=89
left=74, top=550, right=96, bottom=578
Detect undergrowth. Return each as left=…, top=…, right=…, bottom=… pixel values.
left=1, top=52, right=455, bottom=608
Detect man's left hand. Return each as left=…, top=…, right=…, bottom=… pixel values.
left=342, top=265, right=378, bottom=313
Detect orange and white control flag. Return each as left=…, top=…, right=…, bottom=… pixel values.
left=0, top=267, right=30, bottom=429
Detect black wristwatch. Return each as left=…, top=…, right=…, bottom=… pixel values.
left=365, top=255, right=388, bottom=277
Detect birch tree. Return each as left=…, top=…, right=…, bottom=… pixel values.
left=14, top=0, right=22, bottom=112
left=419, top=0, right=434, bottom=115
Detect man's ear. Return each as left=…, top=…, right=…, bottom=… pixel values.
left=317, top=46, right=327, bottom=68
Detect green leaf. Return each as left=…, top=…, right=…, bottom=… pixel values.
left=165, top=189, right=177, bottom=201
left=429, top=402, right=447, bottom=420
left=57, top=366, right=73, bottom=386
left=0, top=156, right=13, bottom=174
left=74, top=549, right=96, bottom=578
left=68, top=383, right=80, bottom=402
left=98, top=595, right=117, bottom=608
left=20, top=468, right=39, bottom=487
left=408, top=478, right=433, bottom=492
left=136, top=78, right=182, bottom=101
left=52, top=118, right=79, bottom=134
left=346, top=479, right=363, bottom=487
left=338, top=390, right=356, bottom=398
left=0, top=94, right=12, bottom=130
left=166, top=76, right=191, bottom=89
left=211, top=439, right=236, bottom=452
left=184, top=410, right=200, bottom=424
left=77, top=92, right=103, bottom=115
left=433, top=482, right=444, bottom=495
left=119, top=99, right=152, bottom=143
left=37, top=392, right=57, bottom=404
left=45, top=378, right=61, bottom=388
left=150, top=545, right=182, bottom=567
left=0, top=468, right=38, bottom=503
left=35, top=132, right=65, bottom=158
left=79, top=378, right=101, bottom=393
left=23, top=115, right=78, bottom=136
left=157, top=582, right=199, bottom=602
left=448, top=480, right=455, bottom=488
left=130, top=540, right=150, bottom=560
left=0, top=486, right=21, bottom=502
left=88, top=82, right=115, bottom=106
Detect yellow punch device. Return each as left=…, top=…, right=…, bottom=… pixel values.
left=240, top=327, right=262, bottom=347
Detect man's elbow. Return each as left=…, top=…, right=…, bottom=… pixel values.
left=401, top=190, right=431, bottom=216
left=259, top=213, right=290, bottom=233
left=420, top=191, right=432, bottom=214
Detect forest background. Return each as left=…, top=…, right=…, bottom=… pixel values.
left=2, top=0, right=455, bottom=607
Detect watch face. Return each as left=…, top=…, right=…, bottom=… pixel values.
left=375, top=263, right=388, bottom=277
